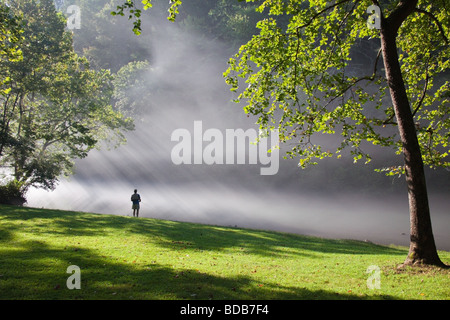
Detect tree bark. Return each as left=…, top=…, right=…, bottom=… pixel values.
left=379, top=1, right=445, bottom=267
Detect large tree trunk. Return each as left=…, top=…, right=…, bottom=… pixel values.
left=380, top=1, right=445, bottom=267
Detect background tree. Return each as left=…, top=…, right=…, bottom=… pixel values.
left=112, top=60, right=154, bottom=118
left=0, top=0, right=133, bottom=203
left=0, top=2, right=23, bottom=76
left=0, top=3, right=24, bottom=205
left=65, top=0, right=150, bottom=72
left=0, top=2, right=23, bottom=151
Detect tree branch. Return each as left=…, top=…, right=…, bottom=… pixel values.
left=411, top=69, right=429, bottom=118
left=385, top=0, right=418, bottom=33
left=372, top=47, right=382, bottom=79
left=414, top=8, right=449, bottom=45
left=323, top=47, right=383, bottom=109
left=295, top=0, right=359, bottom=30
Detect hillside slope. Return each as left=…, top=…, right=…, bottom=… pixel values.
left=0, top=205, right=448, bottom=300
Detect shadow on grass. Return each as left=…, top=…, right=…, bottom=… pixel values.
left=1, top=205, right=407, bottom=258
left=0, top=205, right=405, bottom=299
left=0, top=234, right=389, bottom=300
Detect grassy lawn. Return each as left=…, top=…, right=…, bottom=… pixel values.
left=0, top=204, right=448, bottom=300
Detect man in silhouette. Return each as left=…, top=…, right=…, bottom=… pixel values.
left=131, top=189, right=141, bottom=217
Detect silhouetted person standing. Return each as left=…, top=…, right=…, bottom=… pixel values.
left=131, top=189, right=141, bottom=217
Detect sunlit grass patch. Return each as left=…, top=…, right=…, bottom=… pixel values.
left=0, top=204, right=448, bottom=300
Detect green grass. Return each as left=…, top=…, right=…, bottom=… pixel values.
left=0, top=204, right=449, bottom=300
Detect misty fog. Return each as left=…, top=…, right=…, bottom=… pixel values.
left=27, top=4, right=449, bottom=250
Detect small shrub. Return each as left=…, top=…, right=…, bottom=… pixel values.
left=0, top=180, right=27, bottom=205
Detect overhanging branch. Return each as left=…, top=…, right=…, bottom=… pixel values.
left=295, top=0, right=359, bottom=30
left=385, top=0, right=419, bottom=32
left=323, top=47, right=383, bottom=108
left=414, top=8, right=449, bottom=45
left=411, top=69, right=429, bottom=118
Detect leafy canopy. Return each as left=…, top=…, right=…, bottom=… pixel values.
left=113, top=0, right=448, bottom=174
left=223, top=0, right=449, bottom=173
left=0, top=3, right=23, bottom=95
left=0, top=0, right=133, bottom=192
left=112, top=0, right=182, bottom=35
